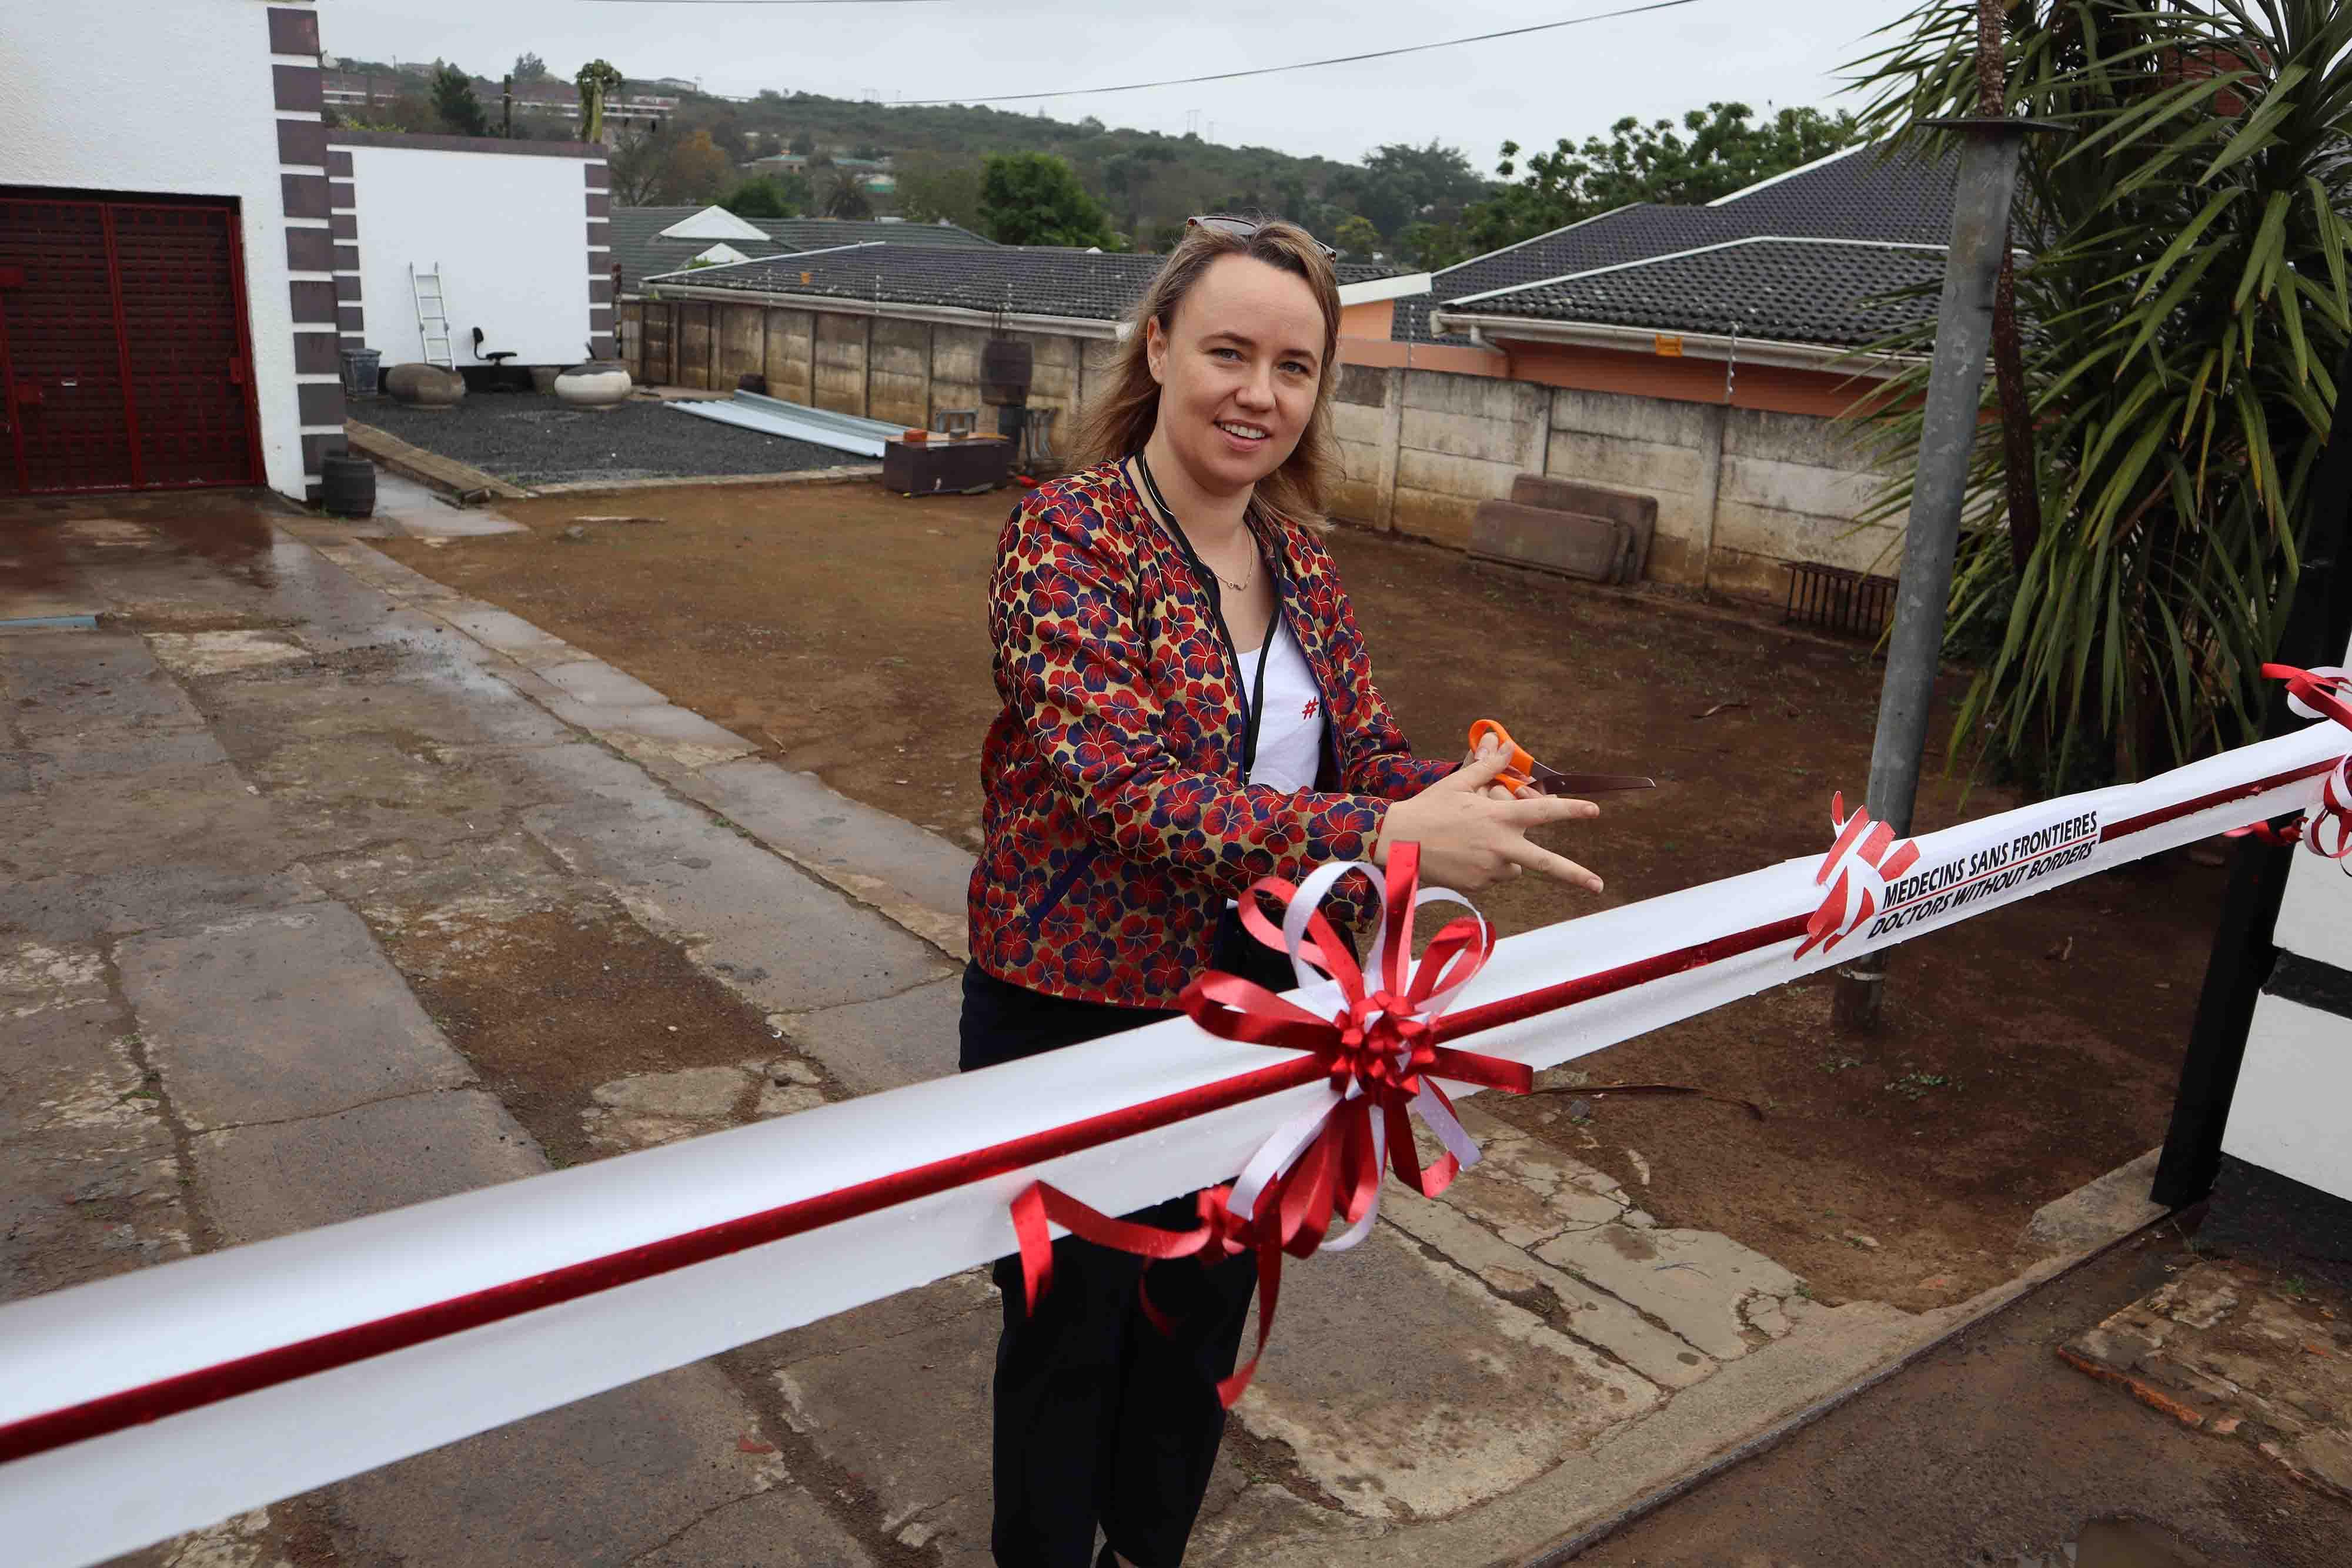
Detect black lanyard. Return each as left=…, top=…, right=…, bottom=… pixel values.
left=1134, top=453, right=1280, bottom=780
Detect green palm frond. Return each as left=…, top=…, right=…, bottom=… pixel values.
left=1842, top=0, right=2352, bottom=790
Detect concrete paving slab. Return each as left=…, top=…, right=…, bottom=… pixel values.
left=540, top=658, right=671, bottom=709
left=775, top=974, right=961, bottom=1096
left=3, top=630, right=205, bottom=736
left=329, top=1362, right=804, bottom=1568
left=0, top=866, right=325, bottom=946
left=120, top=903, right=474, bottom=1131
left=145, top=630, right=309, bottom=677
left=1236, top=1223, right=1659, bottom=1519
left=193, top=1089, right=540, bottom=1244
left=0, top=947, right=188, bottom=1302
left=2026, top=1146, right=2165, bottom=1256
left=763, top=1299, right=998, bottom=1564
left=690, top=759, right=977, bottom=922
left=1535, top=1222, right=1805, bottom=1363
left=521, top=783, right=952, bottom=1015
left=1380, top=1188, right=1718, bottom=1391
left=627, top=1485, right=878, bottom=1567
left=375, top=474, right=529, bottom=539
left=443, top=604, right=578, bottom=666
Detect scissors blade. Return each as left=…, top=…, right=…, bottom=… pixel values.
left=1529, top=766, right=1655, bottom=794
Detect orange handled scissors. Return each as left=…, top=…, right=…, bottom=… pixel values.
left=1469, top=719, right=1655, bottom=796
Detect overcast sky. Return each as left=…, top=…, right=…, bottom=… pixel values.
left=319, top=0, right=1907, bottom=168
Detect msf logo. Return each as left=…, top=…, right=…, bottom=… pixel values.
left=1796, top=793, right=1921, bottom=960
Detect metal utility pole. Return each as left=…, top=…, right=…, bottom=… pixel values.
left=1829, top=112, right=2057, bottom=1031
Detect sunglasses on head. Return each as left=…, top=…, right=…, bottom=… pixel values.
left=1187, top=214, right=1339, bottom=261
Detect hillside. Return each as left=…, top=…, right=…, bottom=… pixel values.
left=639, top=84, right=1488, bottom=253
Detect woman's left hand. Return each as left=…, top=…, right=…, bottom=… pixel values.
left=1462, top=729, right=1538, bottom=801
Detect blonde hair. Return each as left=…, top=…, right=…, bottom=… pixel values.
left=1071, top=217, right=1342, bottom=521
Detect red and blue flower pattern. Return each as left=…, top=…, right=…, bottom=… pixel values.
left=970, top=461, right=1453, bottom=1006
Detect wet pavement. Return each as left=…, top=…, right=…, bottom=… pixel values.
left=5, top=487, right=2323, bottom=1567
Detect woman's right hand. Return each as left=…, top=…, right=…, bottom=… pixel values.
left=1373, top=745, right=1605, bottom=892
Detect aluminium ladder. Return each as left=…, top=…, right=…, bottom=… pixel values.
left=409, top=263, right=454, bottom=370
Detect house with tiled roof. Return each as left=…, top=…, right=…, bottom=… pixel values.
left=607, top=206, right=996, bottom=296
left=1322, top=142, right=1957, bottom=599
left=617, top=238, right=1421, bottom=440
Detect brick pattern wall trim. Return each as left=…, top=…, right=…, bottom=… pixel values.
left=268, top=4, right=340, bottom=497
left=586, top=161, right=614, bottom=357
left=276, top=119, right=327, bottom=166
left=285, top=227, right=334, bottom=274
left=281, top=173, right=330, bottom=219
left=266, top=6, right=320, bottom=55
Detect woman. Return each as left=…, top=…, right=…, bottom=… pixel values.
left=962, top=215, right=1603, bottom=1568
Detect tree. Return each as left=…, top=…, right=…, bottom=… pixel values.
left=1445, top=103, right=1860, bottom=263
left=1849, top=0, right=2352, bottom=786
left=704, top=113, right=750, bottom=165
left=895, top=152, right=983, bottom=230
left=602, top=129, right=662, bottom=204
left=653, top=130, right=732, bottom=205
left=429, top=63, right=489, bottom=137
left=820, top=169, right=875, bottom=220
left=574, top=58, right=624, bottom=143
left=512, top=52, right=549, bottom=83
left=1331, top=215, right=1382, bottom=259
left=1339, top=141, right=1486, bottom=236
left=721, top=173, right=804, bottom=219
left=789, top=131, right=816, bottom=156
left=977, top=152, right=1115, bottom=247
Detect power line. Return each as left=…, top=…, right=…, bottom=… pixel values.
left=889, top=1, right=1708, bottom=106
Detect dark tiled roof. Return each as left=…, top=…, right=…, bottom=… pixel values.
left=1442, top=238, right=1943, bottom=348
left=1704, top=143, right=1958, bottom=245
left=609, top=210, right=997, bottom=295
left=1404, top=142, right=1960, bottom=346
left=754, top=218, right=995, bottom=251
left=646, top=243, right=1402, bottom=322
left=608, top=207, right=796, bottom=294
left=1398, top=204, right=1733, bottom=343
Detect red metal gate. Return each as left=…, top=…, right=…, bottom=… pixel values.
left=0, top=192, right=261, bottom=495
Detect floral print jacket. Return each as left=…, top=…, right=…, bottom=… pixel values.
left=968, top=459, right=1454, bottom=1007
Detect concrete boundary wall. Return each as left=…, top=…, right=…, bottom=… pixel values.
left=618, top=299, right=1901, bottom=604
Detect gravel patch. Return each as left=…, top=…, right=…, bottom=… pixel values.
left=355, top=393, right=848, bottom=487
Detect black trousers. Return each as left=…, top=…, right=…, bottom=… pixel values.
left=958, top=913, right=1292, bottom=1568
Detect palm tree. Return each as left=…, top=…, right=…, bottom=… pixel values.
left=821, top=170, right=875, bottom=221
left=1849, top=0, right=2352, bottom=788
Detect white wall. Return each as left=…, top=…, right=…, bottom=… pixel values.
left=348, top=145, right=592, bottom=369
left=2220, top=626, right=2352, bottom=1202
left=0, top=0, right=309, bottom=498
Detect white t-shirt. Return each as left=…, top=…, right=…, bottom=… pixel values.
left=1237, top=618, right=1327, bottom=793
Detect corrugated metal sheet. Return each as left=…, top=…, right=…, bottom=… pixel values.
left=666, top=390, right=906, bottom=459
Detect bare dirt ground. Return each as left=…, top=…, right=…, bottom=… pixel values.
left=376, top=480, right=2231, bottom=1313
left=1573, top=1221, right=2351, bottom=1567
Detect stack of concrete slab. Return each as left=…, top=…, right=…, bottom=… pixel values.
left=1470, top=475, right=1657, bottom=585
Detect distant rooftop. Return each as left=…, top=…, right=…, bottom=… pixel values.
left=1441, top=236, right=1945, bottom=349
left=643, top=242, right=1404, bottom=323
left=1408, top=142, right=1960, bottom=349
left=608, top=209, right=995, bottom=294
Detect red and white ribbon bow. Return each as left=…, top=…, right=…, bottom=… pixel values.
left=2261, top=664, right=2352, bottom=860
left=1010, top=843, right=1532, bottom=1404
left=1179, top=843, right=1531, bottom=1248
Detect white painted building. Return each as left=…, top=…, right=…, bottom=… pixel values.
left=330, top=132, right=611, bottom=373
left=0, top=0, right=334, bottom=500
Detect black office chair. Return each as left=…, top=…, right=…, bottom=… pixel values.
left=470, top=326, right=517, bottom=367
